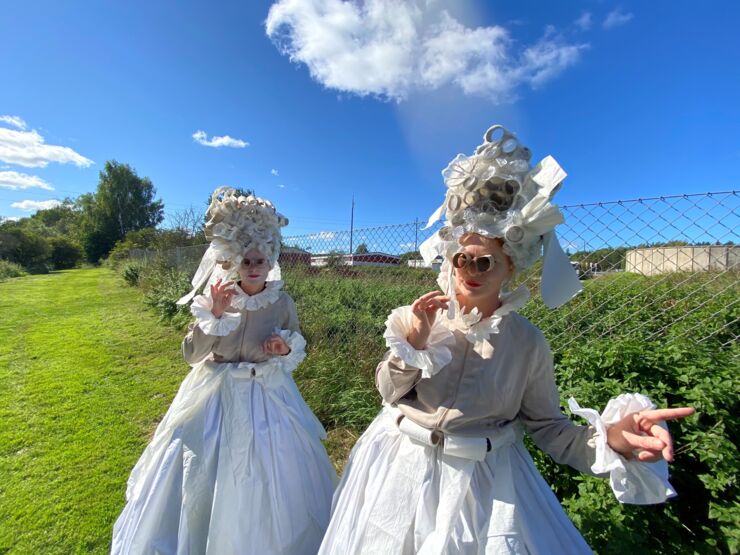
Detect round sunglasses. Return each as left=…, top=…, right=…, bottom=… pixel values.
left=451, top=251, right=496, bottom=273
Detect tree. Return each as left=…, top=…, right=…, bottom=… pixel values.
left=167, top=205, right=206, bottom=243
left=398, top=250, right=421, bottom=264
left=29, top=200, right=82, bottom=239
left=80, top=161, right=164, bottom=262
left=355, top=243, right=369, bottom=254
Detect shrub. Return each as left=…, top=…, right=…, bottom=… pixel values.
left=0, top=260, right=27, bottom=281
left=24, top=262, right=51, bottom=274
left=49, top=237, right=83, bottom=269
left=137, top=259, right=193, bottom=329
left=0, top=223, right=51, bottom=269
left=120, top=261, right=144, bottom=286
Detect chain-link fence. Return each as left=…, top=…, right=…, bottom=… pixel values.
left=131, top=191, right=739, bottom=351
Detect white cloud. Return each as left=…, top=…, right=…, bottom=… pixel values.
left=192, top=130, right=249, bottom=148
left=574, top=11, right=592, bottom=31
left=603, top=9, right=633, bottom=29
left=277, top=184, right=286, bottom=188
left=0, top=171, right=54, bottom=191
left=11, top=199, right=62, bottom=211
left=0, top=115, right=27, bottom=130
left=0, top=126, right=94, bottom=168
left=510, top=30, right=588, bottom=88
left=307, top=231, right=337, bottom=240
left=1, top=216, right=21, bottom=222
left=271, top=168, right=279, bottom=176
left=399, top=241, right=416, bottom=249
left=265, top=0, right=587, bottom=101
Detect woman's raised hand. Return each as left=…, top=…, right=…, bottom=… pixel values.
left=210, top=279, right=235, bottom=319
left=407, top=291, right=449, bottom=350
left=606, top=406, right=695, bottom=462
left=263, top=334, right=291, bottom=356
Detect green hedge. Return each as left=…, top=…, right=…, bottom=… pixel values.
left=0, top=259, right=27, bottom=281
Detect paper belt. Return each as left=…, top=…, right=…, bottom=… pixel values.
left=388, top=406, right=513, bottom=462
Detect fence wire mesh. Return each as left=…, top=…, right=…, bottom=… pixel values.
left=131, top=191, right=739, bottom=353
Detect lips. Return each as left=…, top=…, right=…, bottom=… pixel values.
left=247, top=274, right=261, bottom=279
left=465, top=280, right=482, bottom=288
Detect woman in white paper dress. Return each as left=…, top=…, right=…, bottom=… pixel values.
left=318, top=126, right=694, bottom=555
left=112, top=188, right=337, bottom=555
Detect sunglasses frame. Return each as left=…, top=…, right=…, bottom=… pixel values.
left=451, top=251, right=496, bottom=273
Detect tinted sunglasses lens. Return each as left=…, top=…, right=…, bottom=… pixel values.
left=475, top=257, right=492, bottom=272
left=452, top=252, right=468, bottom=269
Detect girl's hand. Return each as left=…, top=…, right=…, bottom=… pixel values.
left=407, top=291, right=449, bottom=350
left=210, top=279, right=235, bottom=319
left=263, top=334, right=290, bottom=356
left=606, top=406, right=695, bottom=462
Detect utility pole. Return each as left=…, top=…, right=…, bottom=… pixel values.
left=349, top=195, right=355, bottom=255
left=414, top=218, right=419, bottom=252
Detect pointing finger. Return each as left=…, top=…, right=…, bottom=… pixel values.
left=639, top=407, right=695, bottom=422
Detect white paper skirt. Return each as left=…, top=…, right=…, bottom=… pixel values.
left=112, top=359, right=337, bottom=555
left=319, top=408, right=592, bottom=555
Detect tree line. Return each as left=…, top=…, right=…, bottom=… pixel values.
left=0, top=161, right=204, bottom=273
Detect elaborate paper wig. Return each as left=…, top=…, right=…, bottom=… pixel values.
left=176, top=187, right=288, bottom=305
left=420, top=124, right=582, bottom=310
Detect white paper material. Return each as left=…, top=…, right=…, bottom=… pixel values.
left=568, top=394, right=677, bottom=505
left=442, top=435, right=488, bottom=461
left=541, top=231, right=583, bottom=308
left=399, top=416, right=440, bottom=446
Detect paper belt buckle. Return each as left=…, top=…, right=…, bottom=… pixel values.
left=389, top=407, right=491, bottom=462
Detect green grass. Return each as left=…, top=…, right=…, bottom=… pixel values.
left=0, top=268, right=188, bottom=554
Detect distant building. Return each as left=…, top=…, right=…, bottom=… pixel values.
left=407, top=256, right=443, bottom=271
left=626, top=245, right=739, bottom=275
left=279, top=247, right=311, bottom=266
left=311, top=252, right=400, bottom=267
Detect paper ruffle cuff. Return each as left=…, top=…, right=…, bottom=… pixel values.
left=420, top=124, right=582, bottom=309
left=569, top=393, right=677, bottom=505
left=190, top=295, right=242, bottom=336
left=383, top=305, right=456, bottom=379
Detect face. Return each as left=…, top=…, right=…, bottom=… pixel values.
left=237, top=248, right=271, bottom=288
left=452, top=234, right=513, bottom=301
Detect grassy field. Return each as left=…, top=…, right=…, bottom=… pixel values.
left=0, top=268, right=190, bottom=554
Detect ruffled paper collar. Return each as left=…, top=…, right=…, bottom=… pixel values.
left=231, top=280, right=284, bottom=311
left=441, top=284, right=531, bottom=345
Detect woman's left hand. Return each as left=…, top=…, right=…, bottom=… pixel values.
left=606, top=407, right=695, bottom=462
left=262, top=334, right=290, bottom=356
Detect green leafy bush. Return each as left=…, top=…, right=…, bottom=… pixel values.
left=49, top=237, right=83, bottom=269
left=120, top=261, right=144, bottom=286
left=136, top=259, right=193, bottom=329
left=0, top=259, right=27, bottom=281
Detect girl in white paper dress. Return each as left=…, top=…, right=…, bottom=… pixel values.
left=112, top=189, right=336, bottom=555
left=318, top=126, right=694, bottom=555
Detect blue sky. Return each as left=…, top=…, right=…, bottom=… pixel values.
left=1, top=0, right=739, bottom=244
